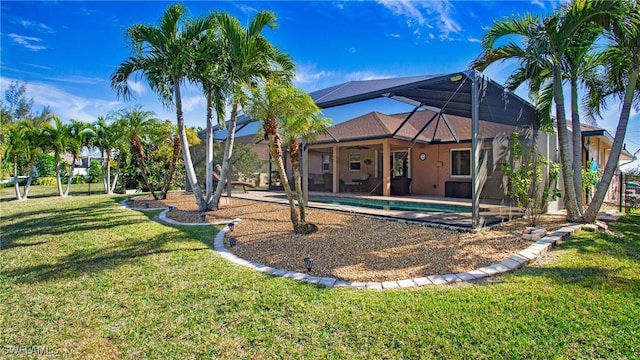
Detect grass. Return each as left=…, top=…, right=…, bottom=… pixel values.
left=1, top=188, right=639, bottom=359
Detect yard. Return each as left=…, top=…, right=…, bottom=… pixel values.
left=1, top=187, right=639, bottom=358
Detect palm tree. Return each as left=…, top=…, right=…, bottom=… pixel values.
left=93, top=116, right=122, bottom=194
left=111, top=4, right=211, bottom=209
left=4, top=120, right=39, bottom=200
left=41, top=115, right=69, bottom=196
left=583, top=0, right=640, bottom=222
left=115, top=107, right=161, bottom=199
left=248, top=82, right=329, bottom=233
left=63, top=120, right=93, bottom=196
left=154, top=120, right=200, bottom=199
left=207, top=10, right=295, bottom=210
left=472, top=0, right=622, bottom=221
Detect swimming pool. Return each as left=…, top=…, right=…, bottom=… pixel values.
left=305, top=196, right=473, bottom=213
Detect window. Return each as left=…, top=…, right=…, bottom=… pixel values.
left=349, top=153, right=361, bottom=171
left=450, top=148, right=494, bottom=177
left=451, top=149, right=471, bottom=177
left=391, top=151, right=409, bottom=177
left=322, top=154, right=330, bottom=172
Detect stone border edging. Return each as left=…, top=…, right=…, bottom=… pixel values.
left=213, top=221, right=585, bottom=290
left=120, top=199, right=590, bottom=290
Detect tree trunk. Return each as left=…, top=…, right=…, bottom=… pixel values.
left=570, top=80, right=584, bottom=212
left=55, top=157, right=64, bottom=197
left=131, top=135, right=158, bottom=200
left=22, top=164, right=36, bottom=199
left=583, top=69, right=639, bottom=222
left=209, top=102, right=238, bottom=210
left=110, top=166, right=120, bottom=194
left=268, top=131, right=299, bottom=231
left=175, top=82, right=207, bottom=210
left=553, top=66, right=581, bottom=221
left=160, top=136, right=180, bottom=199
left=205, top=96, right=214, bottom=204
left=13, top=155, right=22, bottom=201
left=63, top=156, right=77, bottom=196
left=289, top=141, right=308, bottom=224
left=105, top=153, right=113, bottom=195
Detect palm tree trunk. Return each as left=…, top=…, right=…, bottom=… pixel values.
left=22, top=164, right=36, bottom=199
left=110, top=166, right=120, bottom=194
left=570, top=80, right=584, bottom=212
left=160, top=136, right=180, bottom=199
left=131, top=135, right=158, bottom=200
left=583, top=69, right=639, bottom=222
left=64, top=156, right=76, bottom=196
left=210, top=102, right=238, bottom=210
left=175, top=82, right=207, bottom=210
left=553, top=66, right=581, bottom=221
left=205, top=96, right=214, bottom=203
left=104, top=152, right=113, bottom=195
left=13, top=155, right=22, bottom=201
left=268, top=132, right=299, bottom=231
left=55, top=158, right=63, bottom=197
left=289, top=141, right=307, bottom=224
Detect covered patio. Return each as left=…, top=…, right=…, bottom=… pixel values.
left=302, top=70, right=540, bottom=229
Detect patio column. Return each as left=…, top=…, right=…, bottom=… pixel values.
left=332, top=146, right=339, bottom=193
left=470, top=70, right=480, bottom=229
left=382, top=139, right=391, bottom=196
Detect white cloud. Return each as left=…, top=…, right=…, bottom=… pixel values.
left=20, top=19, right=55, bottom=33
left=531, top=0, right=546, bottom=9
left=0, top=76, right=120, bottom=122
left=9, top=33, right=46, bottom=51
left=467, top=36, right=481, bottom=43
left=127, top=79, right=147, bottom=96
left=386, top=33, right=401, bottom=38
left=377, top=0, right=462, bottom=42
left=181, top=95, right=206, bottom=112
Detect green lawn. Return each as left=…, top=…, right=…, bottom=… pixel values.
left=1, top=191, right=639, bottom=359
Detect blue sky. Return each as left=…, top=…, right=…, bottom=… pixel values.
left=1, top=1, right=639, bottom=166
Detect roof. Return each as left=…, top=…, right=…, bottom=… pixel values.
left=314, top=109, right=518, bottom=144
left=213, top=70, right=539, bottom=131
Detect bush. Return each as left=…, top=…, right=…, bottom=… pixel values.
left=35, top=176, right=58, bottom=186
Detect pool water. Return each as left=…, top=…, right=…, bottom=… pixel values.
left=306, top=196, right=473, bottom=213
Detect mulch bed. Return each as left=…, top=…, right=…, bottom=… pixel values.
left=129, top=192, right=570, bottom=282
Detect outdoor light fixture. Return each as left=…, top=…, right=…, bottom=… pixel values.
left=304, top=257, right=314, bottom=272
left=200, top=212, right=206, bottom=222
left=144, top=202, right=150, bottom=209
left=227, top=222, right=235, bottom=232
left=228, top=237, right=237, bottom=247
left=168, top=205, right=175, bottom=211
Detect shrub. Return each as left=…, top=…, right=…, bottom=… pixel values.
left=35, top=176, right=58, bottom=186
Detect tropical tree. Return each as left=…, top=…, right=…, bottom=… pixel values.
left=62, top=120, right=93, bottom=196
left=41, top=115, right=70, bottom=196
left=583, top=0, right=640, bottom=222
left=248, top=82, right=329, bottom=234
left=3, top=120, right=43, bottom=200
left=93, top=116, right=123, bottom=194
left=115, top=107, right=161, bottom=199
left=111, top=3, right=212, bottom=209
left=154, top=120, right=200, bottom=199
left=472, top=0, right=622, bottom=221
left=207, top=10, right=295, bottom=210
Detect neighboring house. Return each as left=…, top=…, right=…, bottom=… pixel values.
left=61, top=152, right=102, bottom=177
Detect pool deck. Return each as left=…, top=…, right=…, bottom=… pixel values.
left=232, top=190, right=522, bottom=231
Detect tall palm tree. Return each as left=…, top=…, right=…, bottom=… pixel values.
left=4, top=120, right=39, bottom=200
left=583, top=0, right=640, bottom=222
left=41, top=115, right=70, bottom=196
left=111, top=4, right=212, bottom=209
left=207, top=10, right=295, bottom=210
left=473, top=0, right=622, bottom=221
left=248, top=82, right=329, bottom=233
left=115, top=107, right=161, bottom=199
left=63, top=120, right=93, bottom=196
left=93, top=116, right=121, bottom=194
